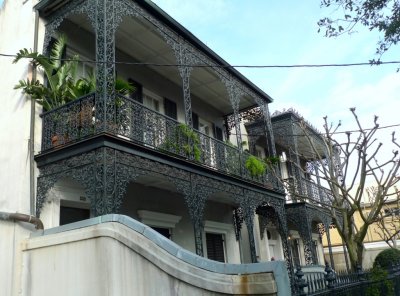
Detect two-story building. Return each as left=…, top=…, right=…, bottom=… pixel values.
left=0, top=0, right=302, bottom=295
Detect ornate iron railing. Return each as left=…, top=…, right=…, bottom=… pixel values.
left=295, top=262, right=400, bottom=296
left=40, top=94, right=281, bottom=190
left=286, top=177, right=333, bottom=206
left=41, top=93, right=96, bottom=151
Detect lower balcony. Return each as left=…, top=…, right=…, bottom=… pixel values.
left=40, top=94, right=281, bottom=191
left=285, top=177, right=333, bottom=205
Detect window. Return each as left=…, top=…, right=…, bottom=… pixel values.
left=312, top=240, right=320, bottom=264
left=214, top=125, right=224, bottom=141
left=143, top=90, right=162, bottom=113
left=151, top=227, right=171, bottom=239
left=128, top=79, right=143, bottom=103
left=206, top=233, right=225, bottom=262
left=199, top=118, right=214, bottom=166
left=163, top=97, right=177, bottom=119
left=192, top=112, right=199, bottom=130
left=290, top=238, right=301, bottom=267
left=199, top=119, right=212, bottom=136
left=141, top=90, right=164, bottom=146
left=66, top=47, right=93, bottom=79
left=60, top=206, right=90, bottom=226
left=255, top=145, right=265, bottom=159
left=203, top=220, right=231, bottom=263
left=137, top=210, right=181, bottom=241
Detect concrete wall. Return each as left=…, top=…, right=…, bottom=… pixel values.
left=21, top=216, right=290, bottom=296
left=0, top=1, right=44, bottom=295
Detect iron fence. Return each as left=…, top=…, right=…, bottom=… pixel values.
left=294, top=262, right=400, bottom=296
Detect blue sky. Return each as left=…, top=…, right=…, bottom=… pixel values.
left=152, top=0, right=399, bottom=140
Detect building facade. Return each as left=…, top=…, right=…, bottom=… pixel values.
left=0, top=1, right=343, bottom=295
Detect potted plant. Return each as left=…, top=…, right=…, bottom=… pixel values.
left=14, top=35, right=134, bottom=146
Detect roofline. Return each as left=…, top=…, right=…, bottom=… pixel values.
left=271, top=109, right=323, bottom=138
left=34, top=0, right=273, bottom=103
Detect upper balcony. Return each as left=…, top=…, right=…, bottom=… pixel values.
left=270, top=109, right=334, bottom=205
left=34, top=0, right=281, bottom=192
left=39, top=92, right=280, bottom=190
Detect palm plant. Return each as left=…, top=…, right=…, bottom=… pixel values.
left=14, top=35, right=135, bottom=112
left=71, top=70, right=134, bottom=99
left=13, top=35, right=79, bottom=111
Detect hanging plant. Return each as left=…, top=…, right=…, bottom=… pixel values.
left=245, top=155, right=266, bottom=177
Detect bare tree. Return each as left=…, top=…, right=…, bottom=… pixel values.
left=372, top=186, right=400, bottom=248
left=288, top=108, right=400, bottom=269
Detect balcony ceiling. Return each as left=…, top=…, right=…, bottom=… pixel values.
left=67, top=14, right=256, bottom=113
left=135, top=174, right=238, bottom=206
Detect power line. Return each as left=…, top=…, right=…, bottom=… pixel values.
left=1, top=53, right=399, bottom=68
left=231, top=122, right=400, bottom=138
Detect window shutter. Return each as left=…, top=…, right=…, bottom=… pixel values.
left=128, top=79, right=143, bottom=103
left=215, top=126, right=224, bottom=141
left=164, top=98, right=177, bottom=120
left=206, top=233, right=225, bottom=262
left=192, top=112, right=199, bottom=130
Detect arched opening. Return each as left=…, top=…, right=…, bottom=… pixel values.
left=40, top=177, right=90, bottom=229
left=256, top=205, right=285, bottom=263
left=118, top=174, right=195, bottom=251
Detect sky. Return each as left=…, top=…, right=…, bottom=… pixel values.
left=152, top=0, right=399, bottom=147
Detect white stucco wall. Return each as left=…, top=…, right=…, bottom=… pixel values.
left=21, top=221, right=280, bottom=296
left=0, top=0, right=43, bottom=213
left=0, top=1, right=45, bottom=295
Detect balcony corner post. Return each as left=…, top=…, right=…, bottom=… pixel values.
left=95, top=0, right=117, bottom=134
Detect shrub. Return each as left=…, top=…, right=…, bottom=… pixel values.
left=373, top=248, right=400, bottom=269
left=366, top=267, right=394, bottom=296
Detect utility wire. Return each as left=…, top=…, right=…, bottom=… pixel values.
left=1, top=53, right=399, bottom=68
left=230, top=122, right=400, bottom=138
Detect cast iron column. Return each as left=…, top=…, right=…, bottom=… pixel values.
left=95, top=0, right=116, bottom=133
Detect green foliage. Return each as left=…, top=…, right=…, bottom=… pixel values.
left=14, top=35, right=79, bottom=111
left=14, top=36, right=134, bottom=111
left=373, top=248, right=400, bottom=269
left=160, top=123, right=201, bottom=162
left=264, top=156, right=280, bottom=167
left=245, top=155, right=266, bottom=177
left=366, top=267, right=394, bottom=296
left=319, top=0, right=400, bottom=58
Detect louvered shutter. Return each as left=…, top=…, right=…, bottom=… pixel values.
left=164, top=98, right=177, bottom=120
left=128, top=79, right=143, bottom=103
left=206, top=233, right=225, bottom=262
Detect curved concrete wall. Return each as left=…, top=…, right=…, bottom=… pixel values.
left=22, top=215, right=290, bottom=296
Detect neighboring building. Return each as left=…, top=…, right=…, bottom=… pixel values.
left=268, top=109, right=338, bottom=270
left=323, top=185, right=400, bottom=269
left=0, top=1, right=346, bottom=295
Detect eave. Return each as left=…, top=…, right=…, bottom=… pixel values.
left=34, top=0, right=273, bottom=104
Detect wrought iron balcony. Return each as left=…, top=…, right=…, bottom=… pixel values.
left=286, top=177, right=333, bottom=206
left=40, top=94, right=280, bottom=190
